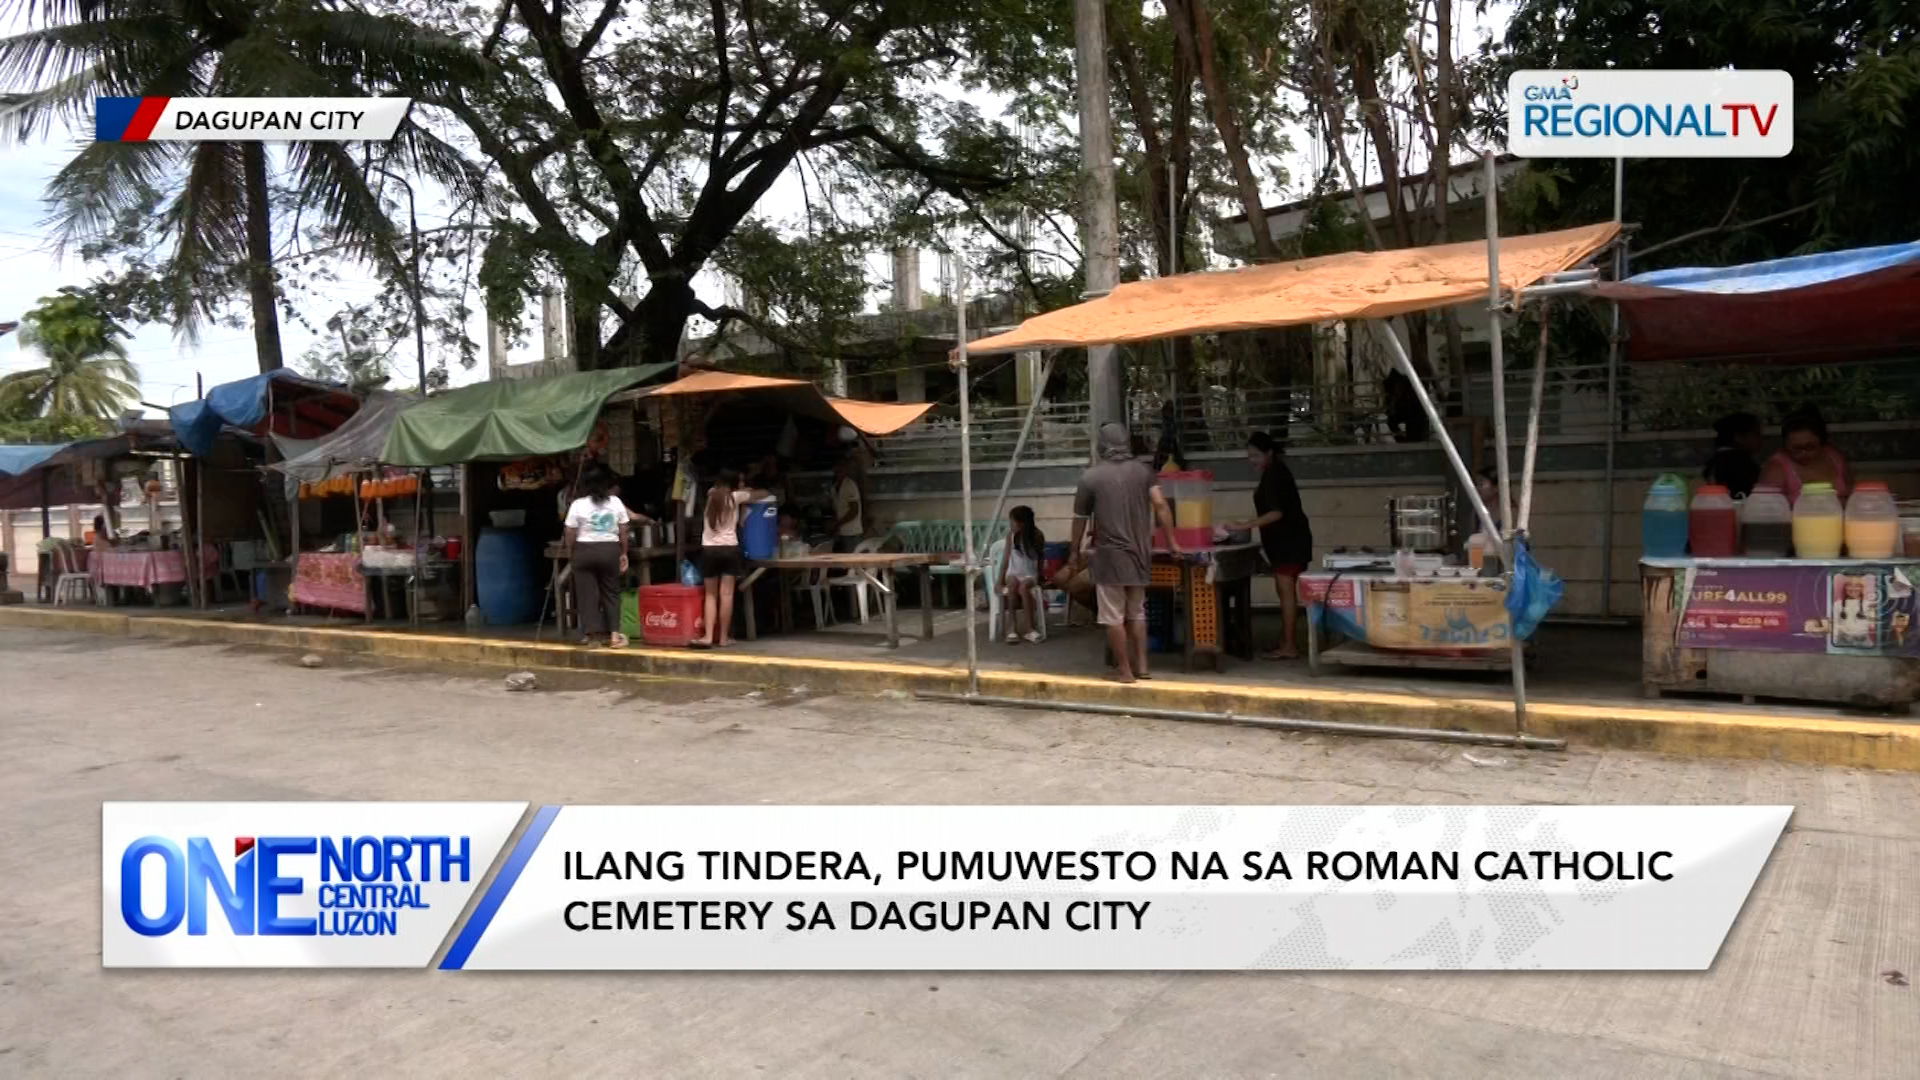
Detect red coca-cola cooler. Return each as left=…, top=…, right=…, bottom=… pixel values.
left=637, top=584, right=703, bottom=647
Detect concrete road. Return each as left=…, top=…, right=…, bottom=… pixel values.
left=2, top=628, right=1915, bottom=1078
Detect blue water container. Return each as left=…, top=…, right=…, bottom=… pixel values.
left=475, top=527, right=541, bottom=625
left=739, top=499, right=780, bottom=561
left=1641, top=476, right=1690, bottom=558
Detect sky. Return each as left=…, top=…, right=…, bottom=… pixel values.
left=0, top=2, right=1509, bottom=415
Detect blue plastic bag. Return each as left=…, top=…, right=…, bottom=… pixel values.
left=679, top=559, right=703, bottom=588
left=1504, top=536, right=1562, bottom=641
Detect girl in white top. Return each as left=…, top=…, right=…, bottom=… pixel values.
left=693, top=469, right=766, bottom=648
left=563, top=467, right=631, bottom=647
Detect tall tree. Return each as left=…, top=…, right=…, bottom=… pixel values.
left=0, top=288, right=139, bottom=420
left=0, top=0, right=486, bottom=373
left=414, top=0, right=1024, bottom=371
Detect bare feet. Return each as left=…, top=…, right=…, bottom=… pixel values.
left=1262, top=647, right=1299, bottom=661
left=1105, top=668, right=1137, bottom=684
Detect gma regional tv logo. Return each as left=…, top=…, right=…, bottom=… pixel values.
left=95, top=97, right=411, bottom=142
left=117, top=834, right=471, bottom=938
left=102, top=802, right=523, bottom=968
left=1508, top=70, right=1792, bottom=158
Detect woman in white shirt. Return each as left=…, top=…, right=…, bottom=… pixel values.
left=693, top=469, right=765, bottom=648
left=563, top=466, right=630, bottom=647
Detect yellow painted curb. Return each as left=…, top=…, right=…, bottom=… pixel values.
left=4, top=605, right=1917, bottom=771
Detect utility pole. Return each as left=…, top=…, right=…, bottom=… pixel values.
left=1073, top=0, right=1123, bottom=442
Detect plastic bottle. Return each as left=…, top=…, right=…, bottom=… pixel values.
left=1740, top=484, right=1793, bottom=558
left=465, top=604, right=483, bottom=631
left=1640, top=475, right=1690, bottom=558
left=1791, top=482, right=1844, bottom=559
left=1687, top=484, right=1740, bottom=557
left=1844, top=481, right=1898, bottom=558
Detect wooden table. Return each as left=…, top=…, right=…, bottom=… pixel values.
left=739, top=552, right=937, bottom=648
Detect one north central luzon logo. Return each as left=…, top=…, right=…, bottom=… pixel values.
left=118, top=834, right=470, bottom=938
left=1518, top=82, right=1781, bottom=140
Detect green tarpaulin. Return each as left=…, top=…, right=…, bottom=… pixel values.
left=380, top=365, right=674, bottom=466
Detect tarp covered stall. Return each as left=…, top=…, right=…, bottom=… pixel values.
left=966, top=222, right=1620, bottom=355
left=1594, top=240, right=1920, bottom=363
left=166, top=371, right=360, bottom=457
left=607, top=370, right=935, bottom=435
left=381, top=365, right=675, bottom=467
left=271, top=392, right=413, bottom=482
left=0, top=429, right=179, bottom=510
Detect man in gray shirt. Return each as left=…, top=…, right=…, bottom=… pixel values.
left=1071, top=422, right=1182, bottom=683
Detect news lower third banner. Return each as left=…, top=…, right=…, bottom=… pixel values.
left=95, top=98, right=411, bottom=142
left=104, top=804, right=1791, bottom=971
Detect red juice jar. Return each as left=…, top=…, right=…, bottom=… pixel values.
left=1688, top=484, right=1740, bottom=557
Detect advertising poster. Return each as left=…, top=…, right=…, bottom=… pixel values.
left=1676, top=562, right=1917, bottom=656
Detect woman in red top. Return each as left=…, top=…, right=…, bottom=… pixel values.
left=1758, top=410, right=1852, bottom=505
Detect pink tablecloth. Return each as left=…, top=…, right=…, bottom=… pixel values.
left=290, top=552, right=366, bottom=614
left=92, top=547, right=213, bottom=590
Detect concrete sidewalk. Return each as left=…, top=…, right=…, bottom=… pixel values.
left=4, top=601, right=1918, bottom=771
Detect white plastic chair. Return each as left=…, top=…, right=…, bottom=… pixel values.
left=792, top=541, right=836, bottom=629
left=984, top=538, right=1047, bottom=642
left=52, top=542, right=95, bottom=606
left=827, top=537, right=886, bottom=623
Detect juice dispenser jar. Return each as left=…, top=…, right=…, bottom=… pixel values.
left=1791, top=482, right=1844, bottom=559
left=1640, top=475, right=1690, bottom=558
left=1844, top=481, right=1898, bottom=558
left=1739, top=484, right=1793, bottom=558
left=1159, top=469, right=1215, bottom=549
left=1687, top=484, right=1739, bottom=557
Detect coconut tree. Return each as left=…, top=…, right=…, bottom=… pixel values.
left=0, top=288, right=139, bottom=420
left=0, top=0, right=487, bottom=372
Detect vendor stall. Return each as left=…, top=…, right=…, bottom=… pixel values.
left=1641, top=557, right=1917, bottom=710
left=275, top=394, right=458, bottom=621
left=958, top=156, right=1612, bottom=739
left=1302, top=569, right=1516, bottom=674
left=1597, top=242, right=1920, bottom=710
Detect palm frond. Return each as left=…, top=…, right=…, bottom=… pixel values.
left=285, top=139, right=405, bottom=278
left=43, top=136, right=185, bottom=250
left=165, top=138, right=248, bottom=332
left=0, top=16, right=199, bottom=140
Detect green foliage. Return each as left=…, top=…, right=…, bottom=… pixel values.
left=0, top=287, right=140, bottom=421
left=0, top=0, right=490, bottom=370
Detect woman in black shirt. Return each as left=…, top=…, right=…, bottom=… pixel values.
left=1235, top=431, right=1314, bottom=660
left=1703, top=412, right=1763, bottom=498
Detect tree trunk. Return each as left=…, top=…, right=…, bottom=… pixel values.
left=565, top=279, right=603, bottom=371
left=616, top=277, right=700, bottom=370
left=241, top=142, right=284, bottom=373
left=1167, top=0, right=1280, bottom=262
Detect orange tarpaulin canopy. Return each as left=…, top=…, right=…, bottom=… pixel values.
left=614, top=370, right=934, bottom=436
left=967, top=222, right=1621, bottom=355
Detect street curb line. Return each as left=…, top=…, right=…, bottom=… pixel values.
left=4, top=605, right=1917, bottom=771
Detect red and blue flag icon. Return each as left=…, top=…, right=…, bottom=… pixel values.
left=95, top=97, right=171, bottom=141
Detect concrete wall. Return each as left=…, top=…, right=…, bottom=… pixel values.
left=858, top=421, right=1920, bottom=619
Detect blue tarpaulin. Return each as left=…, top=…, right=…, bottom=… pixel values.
left=167, top=371, right=358, bottom=456
left=0, top=442, right=71, bottom=477
left=1597, top=240, right=1920, bottom=362
left=1619, top=240, right=1920, bottom=294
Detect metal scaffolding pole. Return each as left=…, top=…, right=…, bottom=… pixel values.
left=1481, top=150, right=1528, bottom=733
left=985, top=351, right=1059, bottom=539
left=954, top=255, right=979, bottom=696
left=1599, top=156, right=1626, bottom=618
left=1518, top=304, right=1551, bottom=532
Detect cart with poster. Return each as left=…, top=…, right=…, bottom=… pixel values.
left=1641, top=557, right=1918, bottom=710
left=1596, top=240, right=1920, bottom=711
